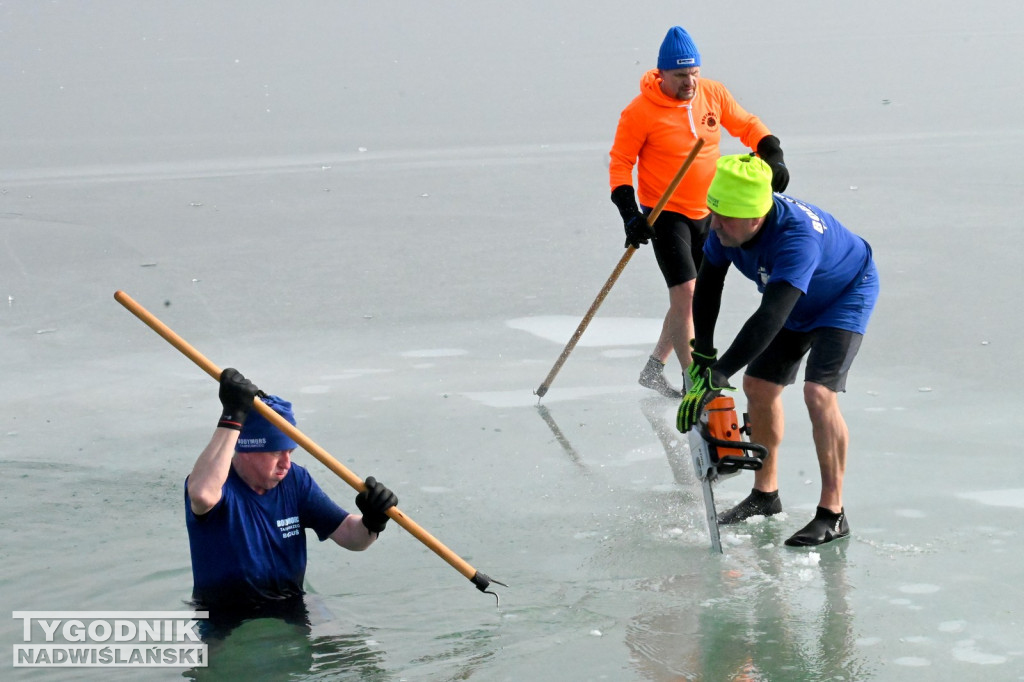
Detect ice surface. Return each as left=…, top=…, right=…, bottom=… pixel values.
left=956, top=489, right=1024, bottom=509
left=2, top=1, right=1023, bottom=680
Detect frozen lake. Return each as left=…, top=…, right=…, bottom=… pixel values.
left=3, top=1, right=1024, bottom=679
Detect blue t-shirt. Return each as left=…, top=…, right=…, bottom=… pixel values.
left=185, top=463, right=348, bottom=610
left=704, top=194, right=879, bottom=333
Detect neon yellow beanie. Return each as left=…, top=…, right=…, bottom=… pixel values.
left=706, top=154, right=774, bottom=218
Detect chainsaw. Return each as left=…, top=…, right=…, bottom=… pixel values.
left=685, top=393, right=768, bottom=553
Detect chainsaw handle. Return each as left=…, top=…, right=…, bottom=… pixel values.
left=698, top=425, right=769, bottom=471
left=718, top=454, right=764, bottom=472
left=704, top=428, right=770, bottom=458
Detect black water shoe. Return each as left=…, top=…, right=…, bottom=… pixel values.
left=785, top=506, right=850, bottom=547
left=638, top=356, right=682, bottom=399
left=717, top=488, right=782, bottom=525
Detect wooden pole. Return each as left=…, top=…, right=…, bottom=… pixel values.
left=114, top=290, right=504, bottom=597
left=534, top=138, right=706, bottom=399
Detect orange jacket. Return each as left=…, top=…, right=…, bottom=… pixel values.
left=609, top=69, right=771, bottom=219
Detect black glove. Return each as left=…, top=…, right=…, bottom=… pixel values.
left=611, top=184, right=655, bottom=249
left=756, top=135, right=790, bottom=193
left=676, top=366, right=734, bottom=433
left=685, top=340, right=718, bottom=387
left=355, top=476, right=398, bottom=534
left=217, top=368, right=260, bottom=430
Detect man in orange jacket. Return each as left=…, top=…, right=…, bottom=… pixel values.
left=610, top=25, right=789, bottom=398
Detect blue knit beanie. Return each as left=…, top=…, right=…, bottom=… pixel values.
left=658, top=26, right=701, bottom=70
left=236, top=395, right=298, bottom=453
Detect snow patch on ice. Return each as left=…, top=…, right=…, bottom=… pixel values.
left=952, top=640, right=1007, bottom=665
left=506, top=316, right=664, bottom=346
left=956, top=489, right=1024, bottom=509
left=792, top=551, right=821, bottom=567
left=401, top=348, right=467, bottom=358
left=722, top=533, right=749, bottom=546
left=899, top=583, right=940, bottom=594
left=600, top=348, right=647, bottom=358
left=461, top=385, right=639, bottom=407
left=902, top=636, right=931, bottom=644
left=320, top=369, right=393, bottom=380
left=938, top=620, right=967, bottom=633
left=893, top=657, right=931, bottom=667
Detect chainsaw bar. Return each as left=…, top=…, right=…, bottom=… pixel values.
left=685, top=395, right=768, bottom=553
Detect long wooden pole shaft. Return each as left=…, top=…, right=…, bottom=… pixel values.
left=114, top=290, right=497, bottom=592
left=534, top=137, right=705, bottom=398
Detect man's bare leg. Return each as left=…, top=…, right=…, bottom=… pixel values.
left=783, top=381, right=851, bottom=546
left=640, top=282, right=694, bottom=398
left=744, top=375, right=785, bottom=493
left=651, top=280, right=695, bottom=370
left=804, top=381, right=847, bottom=513
left=716, top=375, right=785, bottom=524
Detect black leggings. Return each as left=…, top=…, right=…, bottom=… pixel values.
left=642, top=209, right=710, bottom=288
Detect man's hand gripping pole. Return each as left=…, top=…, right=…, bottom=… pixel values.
left=114, top=290, right=507, bottom=603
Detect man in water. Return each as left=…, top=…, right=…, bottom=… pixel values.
left=185, top=368, right=398, bottom=626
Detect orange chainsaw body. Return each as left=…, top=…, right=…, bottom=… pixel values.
left=703, top=395, right=746, bottom=462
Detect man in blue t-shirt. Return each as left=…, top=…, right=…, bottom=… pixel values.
left=185, top=369, right=398, bottom=619
left=677, top=154, right=878, bottom=547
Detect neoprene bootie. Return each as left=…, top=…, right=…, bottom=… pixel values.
left=717, top=488, right=782, bottom=524
left=785, top=506, right=850, bottom=547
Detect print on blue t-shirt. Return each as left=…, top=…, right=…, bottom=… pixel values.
left=185, top=462, right=348, bottom=610
left=703, top=194, right=878, bottom=333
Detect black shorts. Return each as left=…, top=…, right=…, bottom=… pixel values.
left=746, top=327, right=864, bottom=393
left=641, top=208, right=709, bottom=288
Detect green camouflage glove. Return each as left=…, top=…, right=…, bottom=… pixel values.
left=676, top=367, right=734, bottom=433
left=686, top=340, right=717, bottom=386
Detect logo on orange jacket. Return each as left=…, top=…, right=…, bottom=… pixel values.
left=701, top=112, right=719, bottom=132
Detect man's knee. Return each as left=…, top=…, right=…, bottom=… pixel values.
left=743, top=374, right=783, bottom=406
left=803, top=381, right=838, bottom=416
left=667, top=280, right=695, bottom=310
